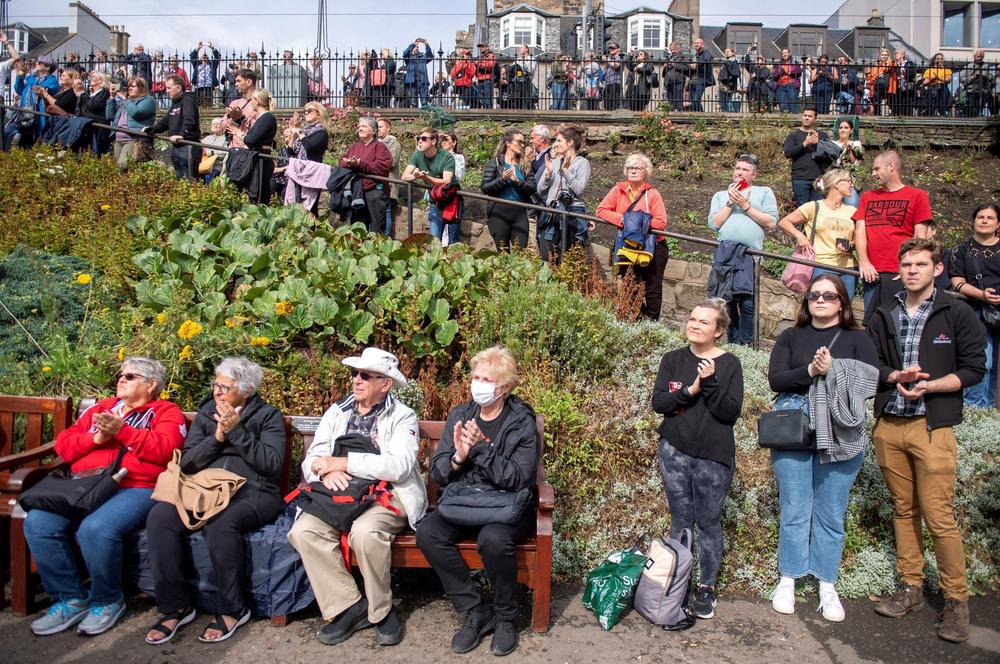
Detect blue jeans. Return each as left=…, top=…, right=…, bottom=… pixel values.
left=409, top=81, right=429, bottom=108
left=477, top=81, right=493, bottom=109
left=550, top=82, right=568, bottom=110
left=813, top=266, right=857, bottom=300
left=24, top=487, right=156, bottom=606
left=428, top=204, right=461, bottom=245
left=771, top=448, right=864, bottom=582
left=727, top=292, right=754, bottom=345
left=812, top=88, right=833, bottom=114
left=777, top=83, right=799, bottom=112
left=965, top=323, right=998, bottom=408
left=719, top=89, right=735, bottom=112
left=689, top=82, right=706, bottom=112
left=386, top=200, right=394, bottom=238
left=835, top=91, right=855, bottom=114
left=170, top=145, right=201, bottom=181
left=792, top=178, right=821, bottom=207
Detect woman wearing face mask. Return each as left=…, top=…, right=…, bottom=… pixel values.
left=416, top=346, right=538, bottom=657
left=651, top=298, right=744, bottom=621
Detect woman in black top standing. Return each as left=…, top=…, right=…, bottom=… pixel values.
left=77, top=71, right=111, bottom=155
left=949, top=203, right=1000, bottom=408
left=232, top=88, right=277, bottom=204
left=652, top=297, right=744, bottom=621
left=766, top=273, right=877, bottom=622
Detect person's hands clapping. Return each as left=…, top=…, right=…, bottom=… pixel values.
left=213, top=401, right=242, bottom=442
left=809, top=346, right=833, bottom=377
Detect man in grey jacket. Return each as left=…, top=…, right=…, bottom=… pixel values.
left=288, top=348, right=426, bottom=648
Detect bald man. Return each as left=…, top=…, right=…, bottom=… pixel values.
left=960, top=49, right=995, bottom=118
left=853, top=150, right=933, bottom=321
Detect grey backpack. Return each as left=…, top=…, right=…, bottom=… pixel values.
left=632, top=529, right=696, bottom=630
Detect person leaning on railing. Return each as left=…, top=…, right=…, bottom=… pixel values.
left=77, top=70, right=111, bottom=156
left=922, top=53, right=953, bottom=117
left=778, top=168, right=860, bottom=296
left=106, top=76, right=156, bottom=171
left=596, top=153, right=669, bottom=320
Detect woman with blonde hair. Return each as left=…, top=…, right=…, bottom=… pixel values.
left=480, top=128, right=535, bottom=251
left=232, top=88, right=277, bottom=203
left=287, top=101, right=330, bottom=163
left=777, top=167, right=859, bottom=296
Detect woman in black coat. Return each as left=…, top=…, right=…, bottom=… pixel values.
left=77, top=71, right=111, bottom=154
left=233, top=89, right=277, bottom=204
left=479, top=128, right=535, bottom=251
left=416, top=347, right=538, bottom=657
left=144, top=357, right=286, bottom=646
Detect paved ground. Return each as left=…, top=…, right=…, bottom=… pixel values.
left=1, top=582, right=998, bottom=664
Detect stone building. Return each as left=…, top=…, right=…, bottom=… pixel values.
left=3, top=2, right=128, bottom=61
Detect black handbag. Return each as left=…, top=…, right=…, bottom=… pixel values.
left=435, top=482, right=532, bottom=527
left=964, top=245, right=1000, bottom=328
left=19, top=446, right=128, bottom=518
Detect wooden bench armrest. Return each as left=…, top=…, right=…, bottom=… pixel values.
left=0, top=441, right=59, bottom=473
left=9, top=460, right=67, bottom=493
left=536, top=478, right=555, bottom=513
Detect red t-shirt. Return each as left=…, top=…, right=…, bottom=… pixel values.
left=852, top=186, right=933, bottom=273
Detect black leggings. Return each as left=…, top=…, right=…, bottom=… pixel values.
left=487, top=202, right=529, bottom=251
left=619, top=241, right=669, bottom=320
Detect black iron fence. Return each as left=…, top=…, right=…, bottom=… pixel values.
left=12, top=48, right=1000, bottom=118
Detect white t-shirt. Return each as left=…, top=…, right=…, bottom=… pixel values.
left=0, top=58, right=14, bottom=97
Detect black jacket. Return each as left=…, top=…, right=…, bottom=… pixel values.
left=867, top=289, right=986, bottom=429
left=181, top=393, right=287, bottom=513
left=326, top=166, right=365, bottom=215
left=151, top=92, right=200, bottom=141
left=481, top=157, right=536, bottom=216
left=430, top=395, right=538, bottom=494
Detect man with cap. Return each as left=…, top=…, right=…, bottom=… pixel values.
left=603, top=42, right=624, bottom=111
left=288, top=347, right=427, bottom=648
left=475, top=42, right=497, bottom=109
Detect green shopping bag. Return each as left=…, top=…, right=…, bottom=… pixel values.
left=582, top=535, right=647, bottom=630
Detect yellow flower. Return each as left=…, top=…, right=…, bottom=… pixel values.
left=225, top=315, right=248, bottom=329
left=100, top=204, right=111, bottom=211
left=155, top=312, right=168, bottom=325
left=177, top=320, right=203, bottom=340
left=42, top=366, right=52, bottom=373
left=117, top=347, right=126, bottom=361
left=249, top=336, right=271, bottom=347
left=169, top=382, right=179, bottom=390
left=30, top=308, right=38, bottom=314
left=159, top=390, right=171, bottom=400
left=76, top=273, right=92, bottom=285
left=178, top=344, right=193, bottom=361
left=274, top=301, right=293, bottom=316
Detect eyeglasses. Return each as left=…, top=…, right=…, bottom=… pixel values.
left=625, top=166, right=644, bottom=172
left=737, top=153, right=759, bottom=166
left=211, top=381, right=234, bottom=394
left=350, top=369, right=384, bottom=381
left=116, top=372, right=146, bottom=382
left=304, top=108, right=317, bottom=114
left=417, top=135, right=434, bottom=142
left=805, top=291, right=840, bottom=303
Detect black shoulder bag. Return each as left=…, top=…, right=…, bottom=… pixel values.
left=963, top=244, right=1000, bottom=328
left=19, top=446, right=129, bottom=518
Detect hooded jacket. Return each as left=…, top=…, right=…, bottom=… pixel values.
left=180, top=392, right=287, bottom=513
left=867, top=289, right=986, bottom=429
left=54, top=397, right=186, bottom=489
left=430, top=395, right=539, bottom=496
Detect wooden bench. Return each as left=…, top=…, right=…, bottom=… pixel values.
left=6, top=401, right=555, bottom=633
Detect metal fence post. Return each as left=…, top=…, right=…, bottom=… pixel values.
left=406, top=182, right=414, bottom=237
left=559, top=209, right=570, bottom=259
left=752, top=255, right=762, bottom=350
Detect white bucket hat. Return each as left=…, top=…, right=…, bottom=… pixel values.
left=342, top=348, right=408, bottom=389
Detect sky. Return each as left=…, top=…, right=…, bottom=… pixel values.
left=9, top=1, right=851, bottom=56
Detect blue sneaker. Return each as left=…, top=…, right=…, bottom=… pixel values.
left=30, top=599, right=89, bottom=636
left=78, top=599, right=127, bottom=636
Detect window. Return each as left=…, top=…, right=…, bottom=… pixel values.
left=942, top=2, right=972, bottom=48
left=730, top=29, right=759, bottom=56
left=499, top=12, right=544, bottom=50
left=790, top=31, right=824, bottom=58
left=627, top=14, right=671, bottom=51
left=857, top=33, right=886, bottom=61
left=576, top=25, right=595, bottom=53
left=11, top=29, right=28, bottom=54
left=982, top=5, right=1000, bottom=48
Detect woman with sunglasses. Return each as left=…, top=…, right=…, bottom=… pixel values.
left=24, top=358, right=185, bottom=637
left=145, top=357, right=287, bottom=645
left=480, top=128, right=535, bottom=251
left=778, top=168, right=859, bottom=297
left=767, top=274, right=877, bottom=622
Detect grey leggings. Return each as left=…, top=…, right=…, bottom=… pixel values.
left=658, top=438, right=734, bottom=587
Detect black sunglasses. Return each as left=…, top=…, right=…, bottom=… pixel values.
left=737, top=152, right=759, bottom=165
left=805, top=291, right=840, bottom=302
left=116, top=372, right=146, bottom=382
left=351, top=369, right=384, bottom=381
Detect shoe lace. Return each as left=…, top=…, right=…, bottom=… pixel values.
left=695, top=586, right=713, bottom=603
left=48, top=601, right=69, bottom=617
left=941, top=599, right=958, bottom=620
left=495, top=620, right=515, bottom=637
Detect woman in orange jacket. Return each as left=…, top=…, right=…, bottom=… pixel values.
left=596, top=152, right=669, bottom=320
left=450, top=48, right=477, bottom=109
left=865, top=49, right=896, bottom=116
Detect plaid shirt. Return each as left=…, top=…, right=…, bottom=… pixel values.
left=885, top=289, right=935, bottom=417
left=345, top=398, right=386, bottom=445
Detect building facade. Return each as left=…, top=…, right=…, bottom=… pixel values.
left=4, top=2, right=128, bottom=61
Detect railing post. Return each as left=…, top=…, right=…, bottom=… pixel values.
left=752, top=255, right=762, bottom=350
left=406, top=182, right=414, bottom=237
left=559, top=208, right=570, bottom=259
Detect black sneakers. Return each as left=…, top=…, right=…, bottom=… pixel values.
left=317, top=597, right=372, bottom=646
left=375, top=607, right=404, bottom=646
left=490, top=620, right=518, bottom=656
left=692, top=585, right=718, bottom=619
left=451, top=603, right=495, bottom=653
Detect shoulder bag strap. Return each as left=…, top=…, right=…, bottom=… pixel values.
left=827, top=328, right=843, bottom=351
left=809, top=200, right=820, bottom=245
left=964, top=241, right=986, bottom=290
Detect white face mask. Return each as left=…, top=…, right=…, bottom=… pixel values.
left=471, top=379, right=502, bottom=406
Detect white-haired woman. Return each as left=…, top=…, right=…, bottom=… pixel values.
left=416, top=347, right=539, bottom=657
left=145, top=357, right=286, bottom=645
left=652, top=299, right=744, bottom=621
left=25, top=358, right=185, bottom=637
left=77, top=70, right=111, bottom=154
left=596, top=152, right=669, bottom=320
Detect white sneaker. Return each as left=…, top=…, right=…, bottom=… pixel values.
left=818, top=584, right=845, bottom=622
left=771, top=577, right=795, bottom=615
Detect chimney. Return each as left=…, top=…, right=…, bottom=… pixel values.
left=867, top=9, right=884, bottom=27
left=109, top=24, right=130, bottom=57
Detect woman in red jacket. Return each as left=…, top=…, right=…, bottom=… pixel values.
left=24, top=357, right=185, bottom=637
left=450, top=48, right=477, bottom=109
left=596, top=152, right=669, bottom=320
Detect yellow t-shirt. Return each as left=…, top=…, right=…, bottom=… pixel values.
left=799, top=200, right=858, bottom=269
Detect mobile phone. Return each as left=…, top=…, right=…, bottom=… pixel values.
left=736, top=179, right=749, bottom=191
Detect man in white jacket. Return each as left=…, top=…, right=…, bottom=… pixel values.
left=288, top=348, right=426, bottom=647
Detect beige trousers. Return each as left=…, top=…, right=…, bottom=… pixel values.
left=287, top=494, right=407, bottom=622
